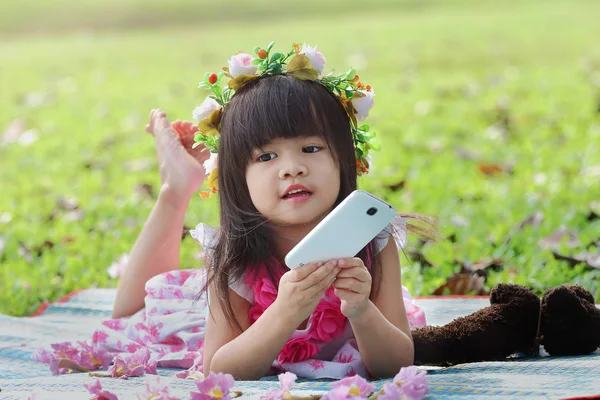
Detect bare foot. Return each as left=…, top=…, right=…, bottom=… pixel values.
left=145, top=109, right=209, bottom=201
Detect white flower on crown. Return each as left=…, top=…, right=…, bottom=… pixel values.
left=298, top=44, right=327, bottom=74
left=192, top=97, right=222, bottom=122
left=351, top=89, right=375, bottom=121
left=227, top=53, right=258, bottom=78
left=203, top=151, right=218, bottom=175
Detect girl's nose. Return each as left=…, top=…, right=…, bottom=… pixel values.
left=278, top=158, right=308, bottom=179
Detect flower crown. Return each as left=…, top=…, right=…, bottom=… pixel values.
left=192, top=41, right=379, bottom=199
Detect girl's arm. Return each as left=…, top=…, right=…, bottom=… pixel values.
left=345, top=239, right=415, bottom=378
left=202, top=286, right=298, bottom=380
left=112, top=187, right=190, bottom=319
left=203, top=261, right=341, bottom=380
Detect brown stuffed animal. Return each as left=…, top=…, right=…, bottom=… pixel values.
left=412, top=284, right=600, bottom=366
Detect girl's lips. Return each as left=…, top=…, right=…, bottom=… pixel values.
left=282, top=192, right=313, bottom=203
left=282, top=184, right=311, bottom=198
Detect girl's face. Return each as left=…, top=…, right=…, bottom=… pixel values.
left=245, top=135, right=340, bottom=227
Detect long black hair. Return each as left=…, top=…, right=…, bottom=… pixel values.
left=202, top=74, right=435, bottom=329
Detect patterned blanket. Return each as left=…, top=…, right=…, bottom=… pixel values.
left=1, top=289, right=599, bottom=399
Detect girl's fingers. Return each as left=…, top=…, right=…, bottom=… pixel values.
left=306, top=265, right=340, bottom=297
left=288, top=262, right=323, bottom=283
left=334, top=277, right=367, bottom=293
left=334, top=288, right=362, bottom=302
left=338, top=257, right=364, bottom=268
left=299, top=260, right=338, bottom=289
left=335, top=267, right=370, bottom=282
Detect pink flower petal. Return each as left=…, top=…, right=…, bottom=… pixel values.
left=31, top=348, right=52, bottom=364
left=393, top=366, right=429, bottom=400
left=136, top=376, right=180, bottom=400
left=331, top=375, right=375, bottom=397
left=176, top=354, right=203, bottom=380
left=84, top=378, right=119, bottom=400
left=378, top=382, right=403, bottom=400
left=192, top=372, right=235, bottom=399
left=109, top=348, right=155, bottom=379
left=279, top=372, right=297, bottom=392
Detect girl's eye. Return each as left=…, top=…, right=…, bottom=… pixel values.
left=257, top=153, right=277, bottom=162
left=303, top=145, right=321, bottom=153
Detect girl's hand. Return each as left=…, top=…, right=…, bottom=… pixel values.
left=334, top=258, right=372, bottom=320
left=145, top=109, right=211, bottom=205
left=275, top=260, right=341, bottom=325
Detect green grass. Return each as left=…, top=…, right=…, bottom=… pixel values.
left=1, top=0, right=599, bottom=316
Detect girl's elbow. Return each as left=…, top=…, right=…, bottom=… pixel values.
left=202, top=359, right=212, bottom=375
left=405, top=345, right=415, bottom=366
left=204, top=352, right=229, bottom=376
left=205, top=352, right=238, bottom=378
left=401, top=334, right=415, bottom=367
left=111, top=305, right=133, bottom=320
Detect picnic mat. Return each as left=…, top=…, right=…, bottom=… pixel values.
left=1, top=289, right=599, bottom=399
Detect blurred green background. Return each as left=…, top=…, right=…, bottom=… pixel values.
left=1, top=0, right=599, bottom=316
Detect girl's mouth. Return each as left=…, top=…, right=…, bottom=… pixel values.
left=282, top=189, right=313, bottom=202
left=282, top=184, right=313, bottom=201
left=283, top=190, right=312, bottom=199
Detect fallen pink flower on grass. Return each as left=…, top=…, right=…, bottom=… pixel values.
left=323, top=375, right=375, bottom=399
left=175, top=354, right=204, bottom=380
left=191, top=371, right=236, bottom=400
left=136, top=376, right=180, bottom=400
left=375, top=366, right=429, bottom=400
left=108, top=348, right=157, bottom=379
left=390, top=366, right=429, bottom=400
left=261, top=372, right=297, bottom=399
left=77, top=341, right=113, bottom=371
left=32, top=341, right=113, bottom=375
left=84, top=378, right=119, bottom=400
left=378, top=382, right=404, bottom=400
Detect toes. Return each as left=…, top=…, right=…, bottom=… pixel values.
left=172, top=120, right=199, bottom=138
left=153, top=110, right=169, bottom=130
left=184, top=121, right=199, bottom=134
left=171, top=120, right=183, bottom=138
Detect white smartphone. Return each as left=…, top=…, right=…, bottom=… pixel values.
left=284, top=190, right=396, bottom=269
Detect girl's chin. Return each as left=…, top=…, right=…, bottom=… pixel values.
left=271, top=210, right=329, bottom=230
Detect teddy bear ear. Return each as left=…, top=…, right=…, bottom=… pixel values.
left=542, top=286, right=591, bottom=320
left=490, top=283, right=536, bottom=305
left=565, top=285, right=596, bottom=305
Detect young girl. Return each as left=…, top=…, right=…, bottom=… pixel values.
left=60, top=43, right=428, bottom=381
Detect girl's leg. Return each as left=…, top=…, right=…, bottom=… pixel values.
left=112, top=110, right=207, bottom=318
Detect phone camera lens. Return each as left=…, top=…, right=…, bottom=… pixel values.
left=366, top=207, right=378, bottom=216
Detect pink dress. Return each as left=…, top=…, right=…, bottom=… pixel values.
left=86, top=217, right=426, bottom=379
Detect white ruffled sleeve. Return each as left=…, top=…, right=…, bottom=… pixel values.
left=188, top=222, right=254, bottom=304
left=189, top=222, right=218, bottom=259
left=374, top=216, right=407, bottom=253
